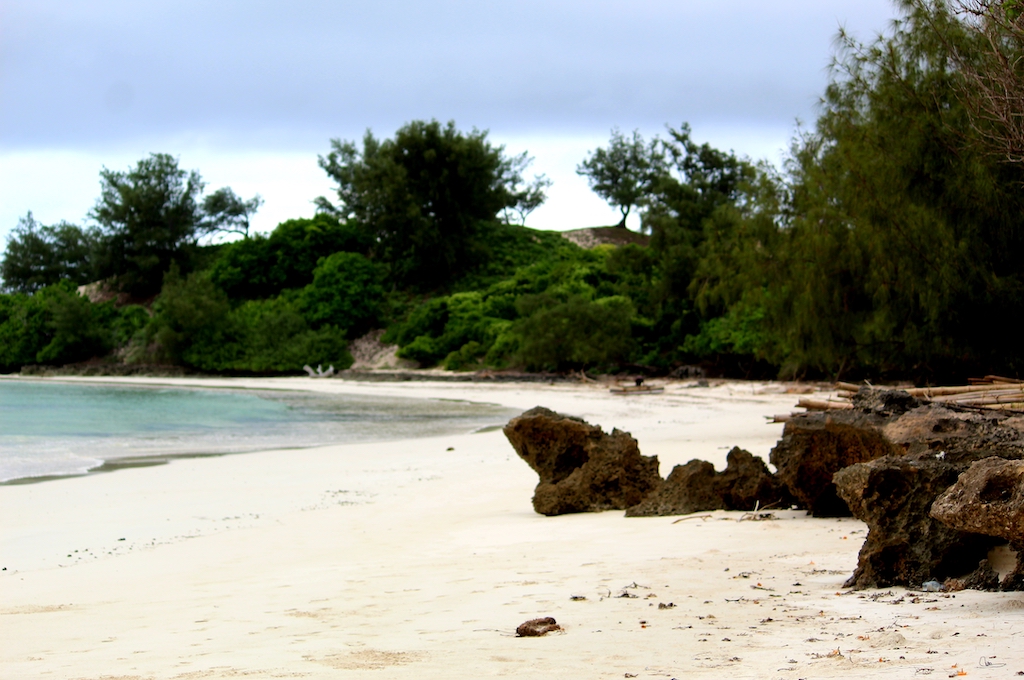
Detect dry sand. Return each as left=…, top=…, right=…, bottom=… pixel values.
left=3, top=376, right=1023, bottom=679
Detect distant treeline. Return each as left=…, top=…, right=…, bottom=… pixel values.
left=3, top=1, right=1023, bottom=381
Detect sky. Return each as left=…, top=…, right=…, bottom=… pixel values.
left=0, top=0, right=899, bottom=243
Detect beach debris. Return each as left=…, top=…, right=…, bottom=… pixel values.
left=627, top=447, right=788, bottom=517
left=515, top=617, right=562, bottom=637
left=670, top=513, right=713, bottom=523
left=503, top=407, right=660, bottom=515
left=609, top=378, right=665, bottom=396
left=738, top=500, right=779, bottom=522
left=778, top=377, right=1024, bottom=420
left=303, top=364, right=335, bottom=378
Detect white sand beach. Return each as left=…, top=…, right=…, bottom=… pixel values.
left=3, top=376, right=1023, bottom=679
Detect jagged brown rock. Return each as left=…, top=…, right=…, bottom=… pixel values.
left=770, top=392, right=1024, bottom=518
left=772, top=388, right=1024, bottom=590
left=833, top=455, right=998, bottom=589
left=626, top=447, right=787, bottom=517
left=625, top=459, right=718, bottom=517
left=883, top=406, right=1024, bottom=462
left=931, top=457, right=1024, bottom=540
left=931, top=457, right=1024, bottom=589
left=769, top=410, right=900, bottom=517
left=503, top=407, right=661, bottom=516
left=853, top=388, right=924, bottom=417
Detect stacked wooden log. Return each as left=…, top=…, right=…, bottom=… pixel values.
left=771, top=375, right=1024, bottom=423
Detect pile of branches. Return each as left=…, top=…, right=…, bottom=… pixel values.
left=774, top=375, right=1024, bottom=422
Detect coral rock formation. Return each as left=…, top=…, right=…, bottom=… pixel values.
left=503, top=407, right=661, bottom=515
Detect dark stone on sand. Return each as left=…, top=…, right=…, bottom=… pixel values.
left=833, top=455, right=998, bottom=589
left=503, top=407, right=661, bottom=516
left=772, top=392, right=1024, bottom=590
left=516, top=617, right=562, bottom=637
left=626, top=447, right=788, bottom=517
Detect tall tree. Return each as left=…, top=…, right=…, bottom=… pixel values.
left=1, top=213, right=97, bottom=293
left=91, top=153, right=205, bottom=298
left=202, top=188, right=264, bottom=238
left=316, top=119, right=545, bottom=290
left=90, top=153, right=261, bottom=298
left=499, top=152, right=552, bottom=226
left=577, top=128, right=665, bottom=228
left=750, top=0, right=1024, bottom=378
left=644, top=124, right=756, bottom=300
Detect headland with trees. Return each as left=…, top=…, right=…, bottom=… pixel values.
left=2, top=0, right=1023, bottom=382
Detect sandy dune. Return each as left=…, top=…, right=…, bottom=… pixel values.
left=3, top=377, right=1023, bottom=679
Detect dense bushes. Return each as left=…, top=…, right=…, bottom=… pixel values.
left=0, top=281, right=146, bottom=371
left=384, top=245, right=643, bottom=371
left=208, top=215, right=370, bottom=300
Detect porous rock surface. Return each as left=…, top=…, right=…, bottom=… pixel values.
left=931, top=457, right=1024, bottom=540
left=931, top=457, right=1024, bottom=589
left=769, top=409, right=901, bottom=517
left=503, top=407, right=661, bottom=515
left=834, top=456, right=998, bottom=589
left=626, top=447, right=787, bottom=517
left=770, top=389, right=1024, bottom=589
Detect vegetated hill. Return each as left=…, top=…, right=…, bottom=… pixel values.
left=561, top=226, right=650, bottom=250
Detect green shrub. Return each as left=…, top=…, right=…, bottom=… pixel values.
left=443, top=340, right=484, bottom=371
left=209, top=214, right=369, bottom=299
left=513, top=294, right=635, bottom=371
left=300, top=251, right=384, bottom=336
left=143, top=271, right=353, bottom=373
left=36, top=284, right=117, bottom=364
left=0, top=281, right=123, bottom=371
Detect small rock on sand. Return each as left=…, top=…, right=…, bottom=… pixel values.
left=516, top=617, right=562, bottom=637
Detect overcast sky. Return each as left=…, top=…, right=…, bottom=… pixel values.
left=0, top=0, right=899, bottom=242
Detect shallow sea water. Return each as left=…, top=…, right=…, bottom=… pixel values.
left=0, top=380, right=518, bottom=483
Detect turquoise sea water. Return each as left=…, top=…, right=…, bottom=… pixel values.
left=0, top=380, right=517, bottom=483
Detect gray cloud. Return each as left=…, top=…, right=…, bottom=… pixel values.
left=0, top=0, right=895, bottom=150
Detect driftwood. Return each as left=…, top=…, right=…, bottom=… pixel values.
left=303, top=364, right=335, bottom=378
left=796, top=398, right=853, bottom=411
left=783, top=377, right=1024, bottom=421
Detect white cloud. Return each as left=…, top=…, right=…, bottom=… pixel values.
left=0, top=0, right=897, bottom=244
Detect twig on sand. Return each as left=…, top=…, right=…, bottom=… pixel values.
left=671, top=514, right=713, bottom=524
left=738, top=500, right=781, bottom=522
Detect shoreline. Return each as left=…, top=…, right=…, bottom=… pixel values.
left=0, top=375, right=524, bottom=486
left=4, top=376, right=1023, bottom=678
